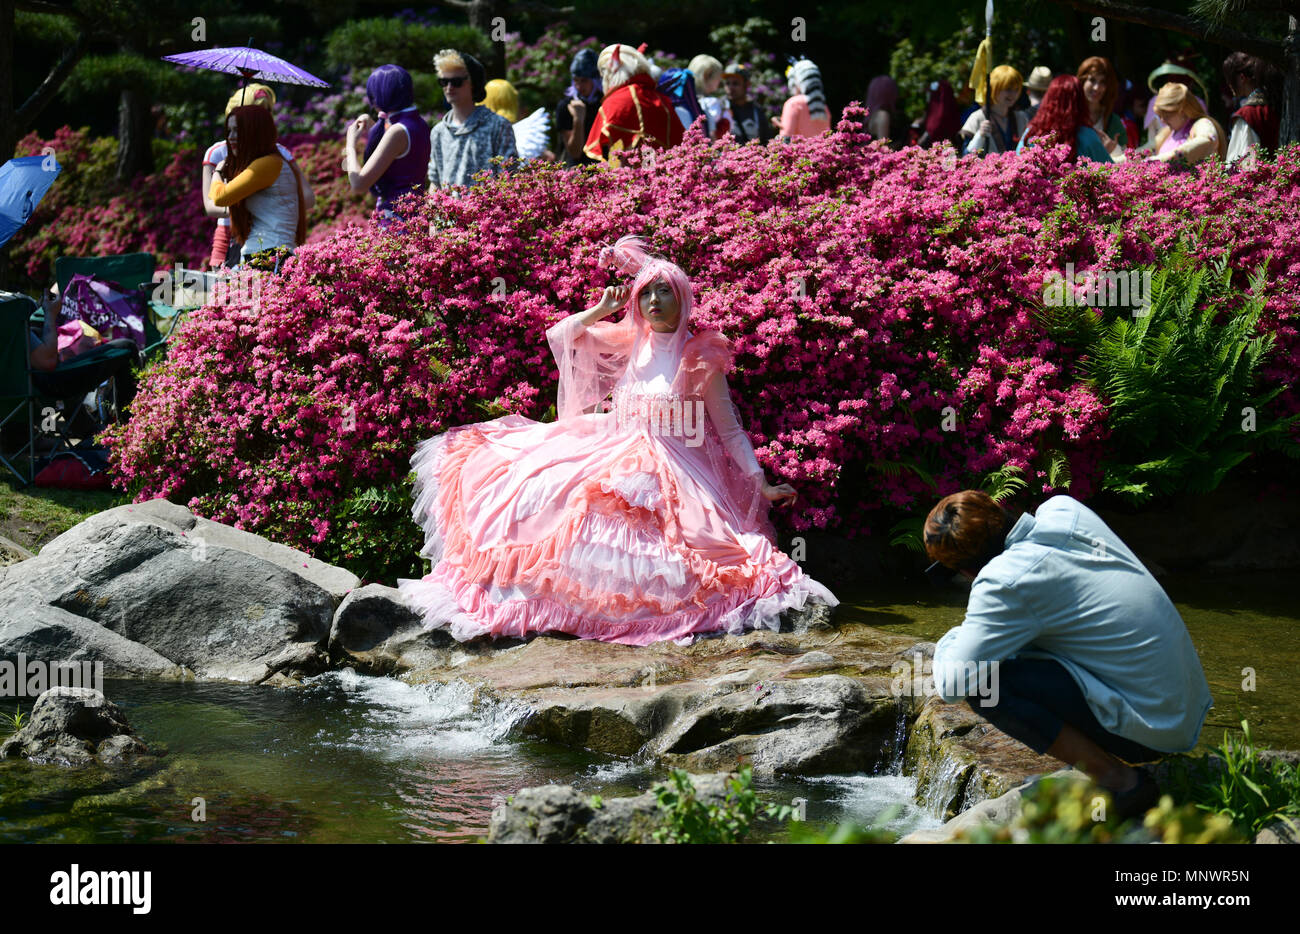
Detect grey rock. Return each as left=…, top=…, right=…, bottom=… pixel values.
left=1255, top=819, right=1299, bottom=844
left=782, top=650, right=836, bottom=673
left=650, top=674, right=897, bottom=777
left=782, top=601, right=835, bottom=633
left=896, top=769, right=1084, bottom=843
left=0, top=687, right=151, bottom=767
left=0, top=534, right=34, bottom=567
left=0, top=498, right=355, bottom=683
left=39, top=498, right=358, bottom=599
left=488, top=773, right=739, bottom=844
left=328, top=584, right=455, bottom=675
left=0, top=607, right=187, bottom=679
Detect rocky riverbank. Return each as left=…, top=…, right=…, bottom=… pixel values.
left=1, top=497, right=1293, bottom=840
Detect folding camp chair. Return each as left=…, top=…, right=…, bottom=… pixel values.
left=0, top=293, right=139, bottom=487
left=38, top=252, right=185, bottom=363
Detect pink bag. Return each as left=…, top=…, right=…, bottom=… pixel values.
left=56, top=319, right=104, bottom=362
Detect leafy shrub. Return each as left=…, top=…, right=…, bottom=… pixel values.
left=319, top=479, right=425, bottom=584
left=324, top=18, right=488, bottom=78
left=1162, top=720, right=1300, bottom=838
left=954, top=775, right=1243, bottom=843
left=1054, top=242, right=1300, bottom=504
left=651, top=766, right=793, bottom=843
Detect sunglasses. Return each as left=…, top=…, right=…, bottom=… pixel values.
left=437, top=76, right=468, bottom=88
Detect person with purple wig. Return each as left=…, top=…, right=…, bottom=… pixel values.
left=343, top=64, right=432, bottom=222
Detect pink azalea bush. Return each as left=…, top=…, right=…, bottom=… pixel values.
left=99, top=104, right=1299, bottom=580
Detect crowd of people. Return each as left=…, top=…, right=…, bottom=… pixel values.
left=195, top=43, right=1283, bottom=272
left=194, top=41, right=839, bottom=269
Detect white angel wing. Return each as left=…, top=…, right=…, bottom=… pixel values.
left=513, top=107, right=552, bottom=162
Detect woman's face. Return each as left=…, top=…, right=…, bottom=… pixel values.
left=1082, top=73, right=1106, bottom=106
left=638, top=275, right=681, bottom=332
left=225, top=118, right=238, bottom=155
left=993, top=87, right=1019, bottom=114
left=1156, top=106, right=1188, bottom=131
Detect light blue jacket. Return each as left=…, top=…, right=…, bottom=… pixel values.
left=933, top=495, right=1212, bottom=753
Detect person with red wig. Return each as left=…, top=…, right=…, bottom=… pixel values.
left=1016, top=74, right=1113, bottom=163
left=396, top=235, right=838, bottom=646
left=210, top=105, right=308, bottom=266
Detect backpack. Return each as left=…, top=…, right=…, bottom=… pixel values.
left=33, top=448, right=113, bottom=490
left=60, top=273, right=147, bottom=350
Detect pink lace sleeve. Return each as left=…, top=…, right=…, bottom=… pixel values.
left=702, top=369, right=765, bottom=480
left=546, top=312, right=633, bottom=420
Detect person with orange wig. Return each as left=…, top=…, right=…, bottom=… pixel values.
left=1077, top=56, right=1129, bottom=156
left=209, top=105, right=308, bottom=266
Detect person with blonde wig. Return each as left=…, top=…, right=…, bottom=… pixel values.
left=482, top=78, right=553, bottom=163
left=688, top=53, right=731, bottom=139
left=397, top=235, right=837, bottom=645
left=584, top=43, right=684, bottom=163
left=961, top=64, right=1029, bottom=155
left=924, top=490, right=1212, bottom=821
left=1150, top=81, right=1227, bottom=166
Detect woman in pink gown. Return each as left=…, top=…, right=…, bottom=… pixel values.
left=395, top=236, right=838, bottom=645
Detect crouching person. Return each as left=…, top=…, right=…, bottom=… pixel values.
left=922, top=490, right=1212, bottom=820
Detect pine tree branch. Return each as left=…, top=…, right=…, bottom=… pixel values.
left=1042, top=0, right=1285, bottom=59
left=14, top=28, right=89, bottom=127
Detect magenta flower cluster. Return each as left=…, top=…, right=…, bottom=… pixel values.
left=101, top=104, right=1299, bottom=553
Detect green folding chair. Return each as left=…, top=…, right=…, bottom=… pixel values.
left=0, top=293, right=137, bottom=486
left=33, top=252, right=186, bottom=363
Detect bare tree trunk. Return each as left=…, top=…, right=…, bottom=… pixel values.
left=1283, top=15, right=1300, bottom=146
left=115, top=85, right=155, bottom=182
left=452, top=0, right=507, bottom=78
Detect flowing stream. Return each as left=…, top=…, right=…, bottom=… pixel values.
left=0, top=571, right=1292, bottom=843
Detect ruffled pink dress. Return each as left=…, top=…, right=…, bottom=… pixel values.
left=395, top=314, right=838, bottom=646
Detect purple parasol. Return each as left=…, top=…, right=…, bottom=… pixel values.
left=161, top=45, right=330, bottom=105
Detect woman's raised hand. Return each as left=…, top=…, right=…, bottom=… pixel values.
left=347, top=114, right=376, bottom=144
left=593, top=284, right=630, bottom=317
left=762, top=481, right=798, bottom=507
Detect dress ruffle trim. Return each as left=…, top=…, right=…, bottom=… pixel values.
left=397, top=554, right=838, bottom=647
left=679, top=330, right=733, bottom=392
left=395, top=409, right=838, bottom=647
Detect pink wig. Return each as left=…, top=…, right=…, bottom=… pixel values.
left=550, top=235, right=696, bottom=420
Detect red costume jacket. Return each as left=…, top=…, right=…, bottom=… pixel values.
left=584, top=74, right=685, bottom=164
left=1233, top=89, right=1279, bottom=151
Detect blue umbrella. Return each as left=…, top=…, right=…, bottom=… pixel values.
left=0, top=155, right=62, bottom=249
